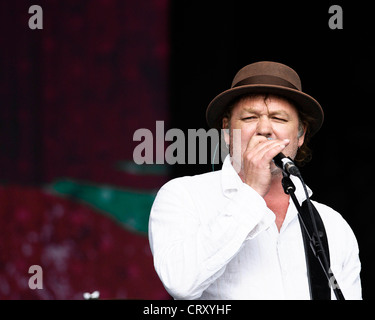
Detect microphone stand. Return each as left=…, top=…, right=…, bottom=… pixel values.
left=281, top=171, right=345, bottom=300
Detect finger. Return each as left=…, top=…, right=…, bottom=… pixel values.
left=244, top=139, right=290, bottom=170
left=246, top=136, right=289, bottom=157
left=260, top=138, right=290, bottom=157
left=246, top=135, right=268, bottom=151
left=261, top=142, right=288, bottom=164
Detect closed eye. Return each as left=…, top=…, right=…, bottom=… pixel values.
left=241, top=116, right=257, bottom=121
left=272, top=117, right=288, bottom=122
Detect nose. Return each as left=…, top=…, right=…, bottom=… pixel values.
left=256, top=116, right=273, bottom=138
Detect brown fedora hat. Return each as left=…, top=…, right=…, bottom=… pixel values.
left=206, top=61, right=324, bottom=136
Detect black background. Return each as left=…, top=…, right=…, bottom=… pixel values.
left=169, top=1, right=374, bottom=299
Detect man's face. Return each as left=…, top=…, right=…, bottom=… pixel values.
left=222, top=94, right=305, bottom=174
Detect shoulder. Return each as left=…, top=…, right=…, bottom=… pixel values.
left=311, top=201, right=350, bottom=229
left=158, top=170, right=221, bottom=194
left=151, top=170, right=222, bottom=210
left=311, top=200, right=359, bottom=251
left=150, top=170, right=223, bottom=223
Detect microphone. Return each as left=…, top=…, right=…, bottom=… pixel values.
left=273, top=152, right=300, bottom=176
left=266, top=138, right=300, bottom=176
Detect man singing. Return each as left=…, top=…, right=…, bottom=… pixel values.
left=148, top=61, right=361, bottom=299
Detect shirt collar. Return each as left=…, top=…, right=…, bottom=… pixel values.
left=288, top=174, right=313, bottom=204
left=221, top=155, right=313, bottom=201
left=221, top=155, right=244, bottom=197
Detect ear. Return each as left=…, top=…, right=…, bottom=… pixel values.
left=297, top=125, right=307, bottom=148
left=222, top=117, right=230, bottom=146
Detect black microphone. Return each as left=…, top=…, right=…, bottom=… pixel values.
left=273, top=152, right=300, bottom=176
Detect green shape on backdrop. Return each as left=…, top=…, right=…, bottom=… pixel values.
left=50, top=180, right=157, bottom=234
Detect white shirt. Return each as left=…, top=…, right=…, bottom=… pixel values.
left=148, top=155, right=362, bottom=300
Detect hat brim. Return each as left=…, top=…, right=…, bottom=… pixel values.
left=206, top=84, right=324, bottom=136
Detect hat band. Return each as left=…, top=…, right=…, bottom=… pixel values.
left=233, top=75, right=299, bottom=91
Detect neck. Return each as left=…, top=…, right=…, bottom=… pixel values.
left=264, top=173, right=290, bottom=231
left=265, top=172, right=288, bottom=199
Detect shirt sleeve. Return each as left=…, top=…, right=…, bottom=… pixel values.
left=339, top=228, right=362, bottom=300
left=332, top=216, right=362, bottom=300
left=148, top=177, right=275, bottom=300
left=313, top=202, right=362, bottom=300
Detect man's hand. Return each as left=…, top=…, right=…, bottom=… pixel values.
left=242, top=136, right=290, bottom=197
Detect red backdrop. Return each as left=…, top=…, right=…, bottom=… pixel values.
left=0, top=0, right=170, bottom=299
